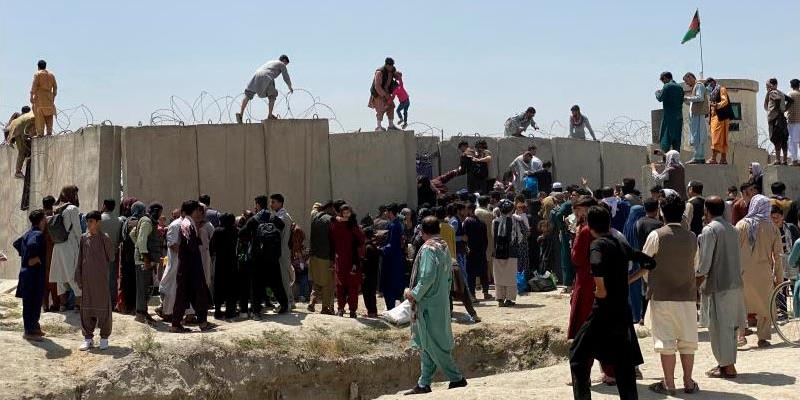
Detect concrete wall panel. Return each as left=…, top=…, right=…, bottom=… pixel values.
left=30, top=126, right=120, bottom=211
left=551, top=138, right=601, bottom=188
left=264, top=119, right=331, bottom=232
left=600, top=142, right=648, bottom=186
left=764, top=165, right=800, bottom=200
left=122, top=125, right=200, bottom=211
left=439, top=137, right=500, bottom=192
left=330, top=131, right=416, bottom=219
left=641, top=164, right=737, bottom=197
left=0, top=146, right=30, bottom=278
left=196, top=124, right=264, bottom=215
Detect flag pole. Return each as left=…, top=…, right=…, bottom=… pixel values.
left=698, top=9, right=704, bottom=79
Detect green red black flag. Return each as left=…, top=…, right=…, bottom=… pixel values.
left=681, top=11, right=700, bottom=44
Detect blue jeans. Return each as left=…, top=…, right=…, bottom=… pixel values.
left=295, top=268, right=310, bottom=300
left=396, top=100, right=410, bottom=123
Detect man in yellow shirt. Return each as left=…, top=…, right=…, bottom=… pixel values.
left=30, top=60, right=57, bottom=136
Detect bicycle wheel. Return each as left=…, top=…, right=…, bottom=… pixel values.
left=770, top=280, right=800, bottom=346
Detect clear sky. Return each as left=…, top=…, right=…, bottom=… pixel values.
left=2, top=1, right=798, bottom=140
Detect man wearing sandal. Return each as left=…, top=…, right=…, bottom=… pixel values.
left=641, top=194, right=700, bottom=395
left=696, top=197, right=745, bottom=379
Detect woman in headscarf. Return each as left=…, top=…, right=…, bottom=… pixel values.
left=734, top=194, right=782, bottom=347
left=623, top=205, right=647, bottom=323
left=650, top=150, right=686, bottom=199
left=748, top=162, right=764, bottom=194
left=118, top=201, right=146, bottom=313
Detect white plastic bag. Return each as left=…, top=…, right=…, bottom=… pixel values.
left=380, top=299, right=412, bottom=325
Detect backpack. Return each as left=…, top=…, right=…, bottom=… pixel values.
left=523, top=175, right=539, bottom=197
left=493, top=217, right=512, bottom=259
left=48, top=209, right=70, bottom=244
left=253, top=216, right=283, bottom=260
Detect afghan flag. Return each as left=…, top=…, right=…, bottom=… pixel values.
left=681, top=11, right=700, bottom=44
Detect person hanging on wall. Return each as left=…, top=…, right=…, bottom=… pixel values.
left=236, top=55, right=293, bottom=123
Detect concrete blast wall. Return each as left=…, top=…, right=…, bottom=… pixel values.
left=551, top=138, right=602, bottom=188
left=330, top=131, right=417, bottom=219
left=764, top=165, right=800, bottom=199
left=0, top=147, right=30, bottom=279
left=123, top=120, right=330, bottom=232
left=600, top=142, right=649, bottom=187
left=0, top=126, right=121, bottom=278
left=31, top=126, right=122, bottom=213
left=641, top=164, right=738, bottom=198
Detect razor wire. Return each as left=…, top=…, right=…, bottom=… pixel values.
left=147, top=89, right=347, bottom=132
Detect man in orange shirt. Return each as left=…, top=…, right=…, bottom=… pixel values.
left=30, top=60, right=57, bottom=136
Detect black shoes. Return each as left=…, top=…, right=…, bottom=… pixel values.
left=448, top=378, right=468, bottom=389
left=404, top=386, right=432, bottom=395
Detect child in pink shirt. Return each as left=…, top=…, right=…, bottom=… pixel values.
left=392, top=72, right=410, bottom=129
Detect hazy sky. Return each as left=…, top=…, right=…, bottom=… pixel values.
left=2, top=1, right=798, bottom=139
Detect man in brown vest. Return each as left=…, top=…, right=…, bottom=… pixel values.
left=642, top=194, right=699, bottom=395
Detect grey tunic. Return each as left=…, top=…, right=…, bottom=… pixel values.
left=697, top=217, right=746, bottom=366
left=245, top=60, right=292, bottom=99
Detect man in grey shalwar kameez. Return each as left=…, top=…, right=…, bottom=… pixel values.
left=236, top=55, right=294, bottom=123
left=696, top=196, right=745, bottom=378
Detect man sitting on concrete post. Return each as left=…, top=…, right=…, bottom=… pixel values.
left=236, top=55, right=293, bottom=123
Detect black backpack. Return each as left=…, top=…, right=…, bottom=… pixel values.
left=493, top=217, right=512, bottom=259
left=48, top=209, right=70, bottom=243
left=253, top=216, right=283, bottom=260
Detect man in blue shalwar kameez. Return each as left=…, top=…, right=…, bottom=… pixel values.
left=14, top=210, right=48, bottom=342
left=380, top=203, right=406, bottom=309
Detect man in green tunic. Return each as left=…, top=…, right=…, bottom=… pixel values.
left=403, top=216, right=468, bottom=395
left=656, top=71, right=685, bottom=153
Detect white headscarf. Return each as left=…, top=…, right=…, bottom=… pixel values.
left=750, top=162, right=764, bottom=180
left=743, top=194, right=771, bottom=249
left=665, top=150, right=682, bottom=167
left=602, top=197, right=619, bottom=217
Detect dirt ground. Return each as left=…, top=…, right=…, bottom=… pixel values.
left=0, top=281, right=797, bottom=399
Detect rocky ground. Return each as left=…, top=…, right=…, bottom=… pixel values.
left=0, top=280, right=797, bottom=399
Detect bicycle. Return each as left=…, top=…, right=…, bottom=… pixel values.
left=769, top=280, right=800, bottom=346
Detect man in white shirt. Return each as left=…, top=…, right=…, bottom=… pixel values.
left=237, top=55, right=293, bottom=123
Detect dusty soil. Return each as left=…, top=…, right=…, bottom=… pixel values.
left=0, top=285, right=571, bottom=400
left=2, top=282, right=797, bottom=400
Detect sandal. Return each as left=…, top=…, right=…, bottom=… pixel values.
left=706, top=366, right=737, bottom=379
left=683, top=379, right=700, bottom=394
left=737, top=337, right=747, bottom=346
left=169, top=326, right=191, bottom=333
left=648, top=381, right=676, bottom=396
